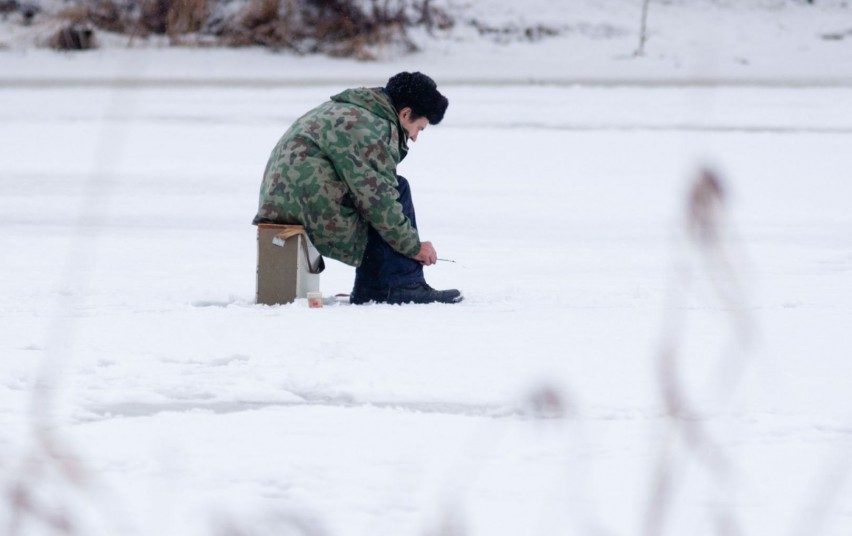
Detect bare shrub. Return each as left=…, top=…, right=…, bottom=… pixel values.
left=220, top=0, right=292, bottom=50
left=56, top=0, right=207, bottom=43
left=220, top=0, right=440, bottom=59
left=57, top=3, right=90, bottom=24
left=308, top=0, right=391, bottom=57
left=241, top=0, right=279, bottom=30
left=139, top=0, right=169, bottom=34
left=308, top=0, right=453, bottom=57
left=167, top=0, right=208, bottom=39
left=87, top=0, right=124, bottom=33
left=37, top=0, right=455, bottom=58
left=49, top=23, right=97, bottom=50
left=0, top=0, right=20, bottom=19
left=416, top=0, right=453, bottom=34
left=17, top=1, right=39, bottom=25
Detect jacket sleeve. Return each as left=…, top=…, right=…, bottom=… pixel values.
left=325, top=123, right=422, bottom=258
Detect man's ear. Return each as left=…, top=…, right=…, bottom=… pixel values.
left=399, top=107, right=412, bottom=122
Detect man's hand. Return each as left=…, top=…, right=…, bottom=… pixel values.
left=413, top=241, right=437, bottom=266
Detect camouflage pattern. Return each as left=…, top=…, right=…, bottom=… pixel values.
left=253, top=87, right=421, bottom=267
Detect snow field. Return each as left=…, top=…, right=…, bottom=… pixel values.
left=1, top=83, right=852, bottom=534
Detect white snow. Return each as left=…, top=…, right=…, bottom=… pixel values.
left=2, top=1, right=852, bottom=535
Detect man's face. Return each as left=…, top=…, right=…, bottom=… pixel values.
left=398, top=107, right=430, bottom=142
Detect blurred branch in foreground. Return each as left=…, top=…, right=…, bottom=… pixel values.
left=643, top=168, right=755, bottom=536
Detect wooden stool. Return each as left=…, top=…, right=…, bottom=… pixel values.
left=256, top=224, right=324, bottom=305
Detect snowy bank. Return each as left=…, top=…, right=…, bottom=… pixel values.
left=2, top=0, right=852, bottom=85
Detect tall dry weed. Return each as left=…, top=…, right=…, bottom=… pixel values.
left=167, top=0, right=208, bottom=38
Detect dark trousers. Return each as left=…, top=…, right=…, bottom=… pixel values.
left=354, top=176, right=425, bottom=289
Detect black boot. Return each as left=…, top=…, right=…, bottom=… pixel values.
left=351, top=282, right=463, bottom=305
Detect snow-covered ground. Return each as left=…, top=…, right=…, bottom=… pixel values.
left=2, top=80, right=851, bottom=535
left=2, top=1, right=852, bottom=534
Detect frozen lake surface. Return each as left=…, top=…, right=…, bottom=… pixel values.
left=1, top=83, right=851, bottom=535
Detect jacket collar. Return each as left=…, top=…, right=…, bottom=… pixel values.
left=331, top=87, right=408, bottom=161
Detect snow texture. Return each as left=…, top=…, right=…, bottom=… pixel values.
left=1, top=1, right=852, bottom=535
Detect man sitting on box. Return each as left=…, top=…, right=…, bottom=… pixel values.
left=252, top=72, right=462, bottom=305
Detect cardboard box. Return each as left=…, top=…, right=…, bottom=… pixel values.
left=256, top=224, right=323, bottom=305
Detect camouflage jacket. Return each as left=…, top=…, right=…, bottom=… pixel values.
left=253, top=87, right=421, bottom=267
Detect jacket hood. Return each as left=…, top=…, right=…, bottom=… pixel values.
left=331, top=87, right=409, bottom=157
